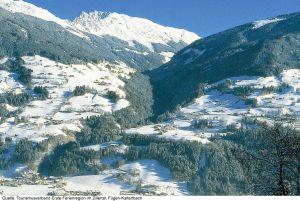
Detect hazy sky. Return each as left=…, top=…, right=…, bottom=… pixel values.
left=27, top=0, right=300, bottom=37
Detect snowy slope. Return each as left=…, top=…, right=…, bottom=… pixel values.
left=0, top=0, right=67, bottom=26
left=252, top=18, right=285, bottom=29
left=0, top=160, right=186, bottom=196
left=63, top=160, right=186, bottom=196
left=0, top=55, right=134, bottom=141
left=72, top=11, right=200, bottom=51
left=127, top=69, right=300, bottom=143
left=179, top=70, right=300, bottom=128
left=0, top=0, right=87, bottom=38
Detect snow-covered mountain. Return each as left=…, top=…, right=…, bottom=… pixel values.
left=0, top=0, right=200, bottom=69
left=149, top=11, right=300, bottom=116
left=4, top=0, right=300, bottom=197
left=72, top=11, right=200, bottom=52
left=128, top=69, right=300, bottom=143
left=0, top=0, right=67, bottom=25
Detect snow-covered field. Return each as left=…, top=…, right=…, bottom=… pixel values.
left=0, top=160, right=186, bottom=196
left=0, top=55, right=134, bottom=141
left=126, top=123, right=210, bottom=144
left=64, top=159, right=186, bottom=196
left=0, top=71, right=24, bottom=93
left=127, top=69, right=300, bottom=143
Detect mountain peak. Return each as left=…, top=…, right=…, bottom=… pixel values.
left=72, top=10, right=200, bottom=51
left=78, top=11, right=112, bottom=21
left=0, top=0, right=200, bottom=53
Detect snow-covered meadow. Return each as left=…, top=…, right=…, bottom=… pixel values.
left=0, top=160, right=186, bottom=196
left=126, top=69, right=300, bottom=143
left=0, top=55, right=134, bottom=141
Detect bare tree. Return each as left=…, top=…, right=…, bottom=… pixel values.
left=237, top=121, right=300, bottom=195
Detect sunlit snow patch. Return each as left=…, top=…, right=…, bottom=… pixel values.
left=252, top=18, right=284, bottom=29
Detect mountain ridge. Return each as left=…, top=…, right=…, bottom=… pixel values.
left=72, top=10, right=200, bottom=52
left=1, top=1, right=300, bottom=196
left=0, top=0, right=200, bottom=70
left=149, top=11, right=300, bottom=117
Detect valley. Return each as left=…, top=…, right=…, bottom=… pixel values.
left=0, top=0, right=300, bottom=197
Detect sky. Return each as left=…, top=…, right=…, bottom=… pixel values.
left=26, top=0, right=300, bottom=37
